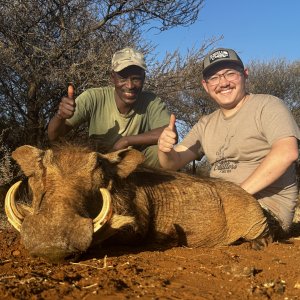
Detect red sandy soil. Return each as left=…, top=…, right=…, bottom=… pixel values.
left=1, top=219, right=300, bottom=300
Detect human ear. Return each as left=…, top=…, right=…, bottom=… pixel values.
left=201, top=79, right=209, bottom=92
left=110, top=71, right=116, bottom=84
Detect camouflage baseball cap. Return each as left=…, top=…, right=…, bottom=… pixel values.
left=202, top=48, right=244, bottom=76
left=111, top=47, right=147, bottom=72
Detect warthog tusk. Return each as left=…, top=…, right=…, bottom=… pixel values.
left=93, top=188, right=113, bottom=233
left=5, top=182, right=112, bottom=233
left=4, top=181, right=24, bottom=232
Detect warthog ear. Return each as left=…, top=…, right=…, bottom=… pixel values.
left=12, top=145, right=44, bottom=177
left=102, top=147, right=144, bottom=178
left=42, top=149, right=54, bottom=166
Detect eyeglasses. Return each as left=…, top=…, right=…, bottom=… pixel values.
left=114, top=73, right=144, bottom=85
left=205, top=70, right=242, bottom=86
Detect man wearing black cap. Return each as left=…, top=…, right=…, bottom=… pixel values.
left=47, top=47, right=170, bottom=168
left=158, top=47, right=300, bottom=238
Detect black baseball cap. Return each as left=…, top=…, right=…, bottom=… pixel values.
left=202, top=48, right=244, bottom=76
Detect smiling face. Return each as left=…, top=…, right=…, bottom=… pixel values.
left=111, top=65, right=145, bottom=114
left=202, top=63, right=248, bottom=115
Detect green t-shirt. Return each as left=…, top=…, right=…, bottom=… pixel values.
left=66, top=86, right=170, bottom=166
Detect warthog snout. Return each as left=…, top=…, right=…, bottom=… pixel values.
left=21, top=213, right=94, bottom=263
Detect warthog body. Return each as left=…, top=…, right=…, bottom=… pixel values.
left=6, top=144, right=270, bottom=263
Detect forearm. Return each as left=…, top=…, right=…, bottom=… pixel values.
left=112, top=126, right=168, bottom=151
left=158, top=143, right=198, bottom=171
left=47, top=114, right=70, bottom=142
left=240, top=159, right=293, bottom=195
left=126, top=126, right=167, bottom=146
left=240, top=137, right=298, bottom=195
left=158, top=148, right=183, bottom=171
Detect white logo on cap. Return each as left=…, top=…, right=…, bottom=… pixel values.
left=210, top=50, right=229, bottom=62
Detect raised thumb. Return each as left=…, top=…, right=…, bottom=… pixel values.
left=168, top=114, right=176, bottom=131
left=67, top=84, right=74, bottom=99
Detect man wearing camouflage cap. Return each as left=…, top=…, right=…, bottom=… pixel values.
left=48, top=47, right=170, bottom=168
left=158, top=47, right=300, bottom=239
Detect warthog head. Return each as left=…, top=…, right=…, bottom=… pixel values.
left=5, top=144, right=144, bottom=263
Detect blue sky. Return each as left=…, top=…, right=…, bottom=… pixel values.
left=145, top=0, right=300, bottom=65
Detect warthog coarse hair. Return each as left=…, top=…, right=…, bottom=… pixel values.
left=5, top=144, right=271, bottom=263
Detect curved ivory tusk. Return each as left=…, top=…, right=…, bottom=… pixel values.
left=4, top=181, right=25, bottom=232
left=93, top=188, right=113, bottom=233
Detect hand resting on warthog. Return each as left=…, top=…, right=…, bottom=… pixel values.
left=5, top=144, right=272, bottom=263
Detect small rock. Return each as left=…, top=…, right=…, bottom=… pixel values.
left=12, top=250, right=20, bottom=256
left=294, top=282, right=300, bottom=289
left=223, top=264, right=256, bottom=277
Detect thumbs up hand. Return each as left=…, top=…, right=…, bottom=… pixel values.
left=158, top=114, right=177, bottom=152
left=168, top=113, right=176, bottom=131
left=57, top=83, right=76, bottom=120
left=67, top=84, right=74, bottom=99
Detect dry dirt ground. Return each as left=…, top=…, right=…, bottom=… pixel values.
left=1, top=215, right=300, bottom=300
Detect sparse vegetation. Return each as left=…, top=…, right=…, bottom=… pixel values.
left=0, top=1, right=299, bottom=189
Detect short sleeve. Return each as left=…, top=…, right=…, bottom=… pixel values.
left=259, top=96, right=300, bottom=144
left=179, top=120, right=204, bottom=159
left=147, top=96, right=170, bottom=129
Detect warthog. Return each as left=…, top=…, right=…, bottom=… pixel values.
left=5, top=144, right=271, bottom=263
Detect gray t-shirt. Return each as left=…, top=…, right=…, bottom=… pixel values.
left=181, top=94, right=300, bottom=230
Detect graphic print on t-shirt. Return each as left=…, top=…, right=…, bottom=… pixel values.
left=213, top=132, right=238, bottom=174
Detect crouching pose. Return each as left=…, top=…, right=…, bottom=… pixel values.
left=158, top=48, right=300, bottom=239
